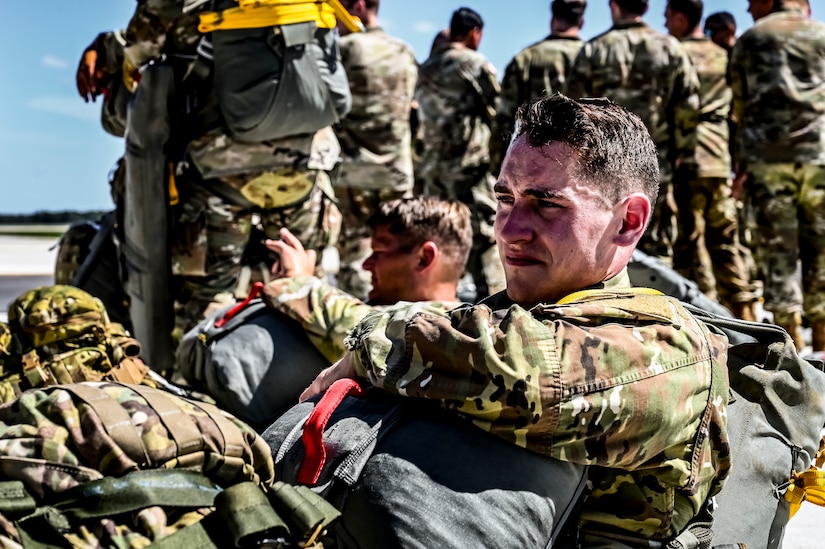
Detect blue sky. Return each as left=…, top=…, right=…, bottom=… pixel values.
left=1, top=0, right=759, bottom=214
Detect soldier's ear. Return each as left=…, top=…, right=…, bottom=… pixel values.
left=615, top=193, right=650, bottom=246
left=416, top=242, right=438, bottom=271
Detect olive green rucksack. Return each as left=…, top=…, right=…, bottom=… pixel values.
left=1, top=285, right=150, bottom=402
left=0, top=381, right=339, bottom=548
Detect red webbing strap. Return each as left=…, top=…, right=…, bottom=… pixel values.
left=213, top=282, right=265, bottom=329
left=297, top=378, right=364, bottom=485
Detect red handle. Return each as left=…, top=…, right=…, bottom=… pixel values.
left=213, top=282, right=265, bottom=329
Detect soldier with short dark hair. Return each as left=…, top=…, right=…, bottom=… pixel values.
left=565, top=0, right=701, bottom=266
left=302, top=94, right=731, bottom=547
left=730, top=0, right=825, bottom=351
left=415, top=6, right=505, bottom=301
left=492, top=0, right=587, bottom=174
left=704, top=11, right=737, bottom=54
left=665, top=0, right=760, bottom=320
left=263, top=196, right=472, bottom=362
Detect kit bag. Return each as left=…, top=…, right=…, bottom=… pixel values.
left=195, top=0, right=352, bottom=143
left=1, top=285, right=150, bottom=403
left=262, top=380, right=589, bottom=549
left=177, top=285, right=329, bottom=430
left=0, top=381, right=340, bottom=548
left=679, top=305, right=825, bottom=549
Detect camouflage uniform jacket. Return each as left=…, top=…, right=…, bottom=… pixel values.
left=492, top=35, right=583, bottom=173
left=415, top=42, right=499, bottom=195
left=730, top=7, right=825, bottom=165
left=336, top=27, right=417, bottom=192
left=344, top=269, right=731, bottom=541
left=680, top=37, right=733, bottom=179
left=262, top=275, right=460, bottom=364
left=565, top=21, right=700, bottom=180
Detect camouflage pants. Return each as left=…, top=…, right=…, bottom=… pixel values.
left=423, top=166, right=505, bottom=299
left=673, top=176, right=759, bottom=306
left=172, top=171, right=341, bottom=335
left=334, top=186, right=411, bottom=301
left=749, top=163, right=825, bottom=324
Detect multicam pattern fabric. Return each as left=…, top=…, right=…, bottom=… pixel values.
left=748, top=163, right=825, bottom=323
left=673, top=176, right=758, bottom=306
left=345, top=270, right=731, bottom=541
left=336, top=27, right=417, bottom=193
left=262, top=274, right=460, bottom=364
left=680, top=37, right=732, bottom=179
left=730, top=7, right=825, bottom=165
left=415, top=42, right=498, bottom=197
left=2, top=286, right=150, bottom=403
left=0, top=381, right=274, bottom=547
left=333, top=26, right=417, bottom=299
left=493, top=35, right=583, bottom=174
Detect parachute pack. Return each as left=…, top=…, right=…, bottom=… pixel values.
left=0, top=285, right=150, bottom=402
left=189, top=0, right=358, bottom=143
left=176, top=283, right=329, bottom=430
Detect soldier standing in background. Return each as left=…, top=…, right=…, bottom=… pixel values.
left=332, top=0, right=418, bottom=301
left=415, top=7, right=504, bottom=299
left=665, top=0, right=759, bottom=321
left=730, top=0, right=825, bottom=351
left=119, top=2, right=349, bottom=373
left=492, top=0, right=586, bottom=175
left=565, top=0, right=700, bottom=265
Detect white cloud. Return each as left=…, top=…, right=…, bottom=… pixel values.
left=26, top=96, right=99, bottom=122
left=413, top=20, right=437, bottom=34
left=42, top=55, right=69, bottom=70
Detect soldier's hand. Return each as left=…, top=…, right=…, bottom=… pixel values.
left=77, top=48, right=101, bottom=102
left=266, top=228, right=317, bottom=278
left=300, top=353, right=357, bottom=401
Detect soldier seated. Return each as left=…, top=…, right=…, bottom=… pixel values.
left=302, top=93, right=732, bottom=546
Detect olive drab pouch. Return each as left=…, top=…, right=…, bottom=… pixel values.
left=2, top=285, right=151, bottom=402
left=677, top=305, right=825, bottom=549
left=194, top=0, right=353, bottom=144
left=0, top=381, right=340, bottom=548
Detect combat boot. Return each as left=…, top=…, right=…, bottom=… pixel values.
left=776, top=312, right=805, bottom=352
left=729, top=301, right=758, bottom=322
left=811, top=319, right=825, bottom=353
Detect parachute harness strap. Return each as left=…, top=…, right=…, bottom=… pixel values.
left=785, top=435, right=825, bottom=518
left=198, top=0, right=364, bottom=34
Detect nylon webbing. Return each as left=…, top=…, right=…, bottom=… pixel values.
left=198, top=0, right=362, bottom=33
left=126, top=384, right=205, bottom=457
left=188, top=398, right=247, bottom=478
left=59, top=383, right=151, bottom=467
left=52, top=469, right=221, bottom=520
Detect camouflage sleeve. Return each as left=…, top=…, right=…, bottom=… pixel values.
left=262, top=275, right=375, bottom=363
left=668, top=46, right=701, bottom=168
left=491, top=57, right=521, bottom=175
left=563, top=44, right=591, bottom=100
left=348, top=297, right=729, bottom=473
left=728, top=42, right=745, bottom=169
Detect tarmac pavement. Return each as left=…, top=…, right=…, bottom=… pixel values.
left=0, top=234, right=823, bottom=545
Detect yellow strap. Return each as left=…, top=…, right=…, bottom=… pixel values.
left=168, top=162, right=179, bottom=206
left=556, top=287, right=664, bottom=306
left=785, top=435, right=825, bottom=518
left=198, top=0, right=362, bottom=33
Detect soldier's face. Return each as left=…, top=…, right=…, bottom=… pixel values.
left=363, top=226, right=422, bottom=305
left=494, top=136, right=621, bottom=306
